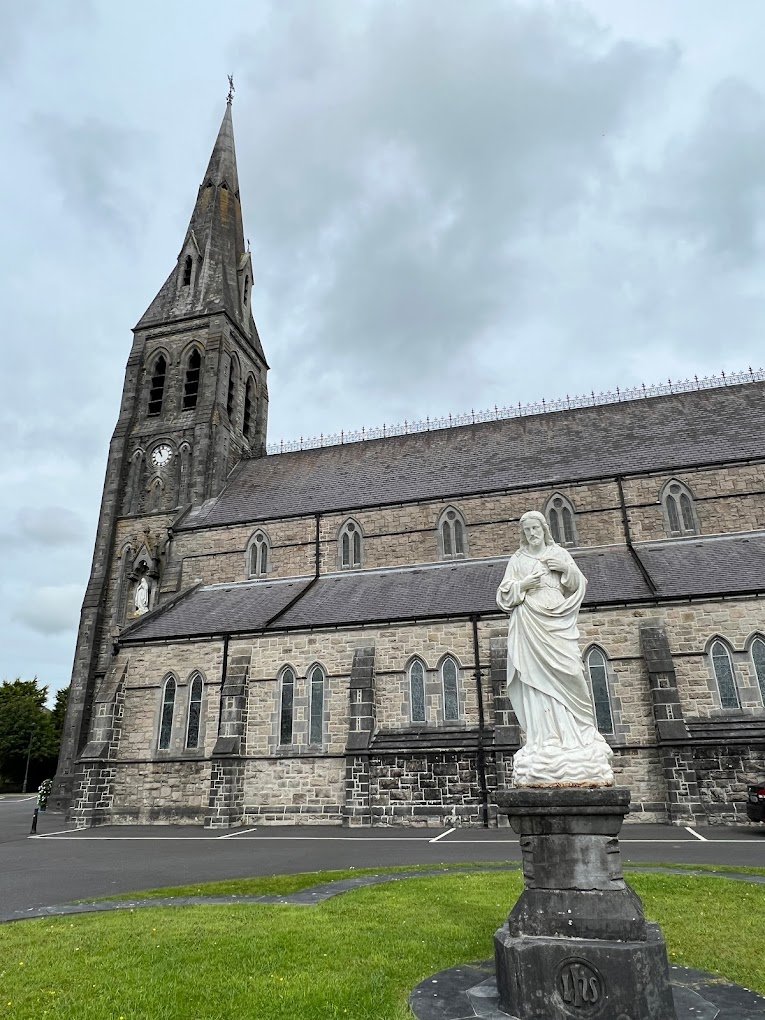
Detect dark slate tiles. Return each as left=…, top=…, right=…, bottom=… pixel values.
left=121, top=577, right=312, bottom=642
left=121, top=534, right=765, bottom=644
left=638, top=535, right=765, bottom=596
left=180, top=383, right=765, bottom=529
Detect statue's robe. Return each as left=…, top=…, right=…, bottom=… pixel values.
left=496, top=543, right=613, bottom=787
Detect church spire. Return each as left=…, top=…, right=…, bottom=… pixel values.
left=136, top=95, right=263, bottom=361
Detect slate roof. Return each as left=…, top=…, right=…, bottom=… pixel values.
left=180, top=382, right=765, bottom=530
left=119, top=534, right=765, bottom=644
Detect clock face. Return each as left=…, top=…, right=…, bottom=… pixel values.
left=151, top=444, right=173, bottom=469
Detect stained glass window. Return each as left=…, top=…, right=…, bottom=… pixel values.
left=586, top=648, right=613, bottom=734
left=309, top=666, right=325, bottom=744
left=186, top=674, right=203, bottom=749
left=280, top=668, right=295, bottom=744
left=409, top=660, right=425, bottom=723
left=442, top=657, right=459, bottom=721
left=711, top=640, right=739, bottom=709
left=751, top=638, right=765, bottom=704
left=159, top=676, right=176, bottom=749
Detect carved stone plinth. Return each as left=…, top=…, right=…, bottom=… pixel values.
left=493, top=787, right=677, bottom=1020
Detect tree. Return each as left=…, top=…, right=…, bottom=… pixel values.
left=0, top=679, right=60, bottom=791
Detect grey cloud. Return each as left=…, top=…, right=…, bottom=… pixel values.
left=12, top=584, right=83, bottom=636
left=14, top=507, right=86, bottom=548
left=236, top=1, right=675, bottom=418
left=29, top=113, right=150, bottom=239
left=645, top=78, right=765, bottom=265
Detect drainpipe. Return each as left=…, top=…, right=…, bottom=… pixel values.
left=216, top=633, right=230, bottom=733
left=471, top=614, right=490, bottom=828
left=616, top=476, right=657, bottom=595
left=263, top=513, right=322, bottom=630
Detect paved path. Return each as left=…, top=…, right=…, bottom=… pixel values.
left=1, top=796, right=763, bottom=921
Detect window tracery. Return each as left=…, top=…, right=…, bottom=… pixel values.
left=438, top=506, right=467, bottom=559
left=339, top=519, right=363, bottom=569
left=661, top=480, right=699, bottom=537
left=545, top=493, right=578, bottom=547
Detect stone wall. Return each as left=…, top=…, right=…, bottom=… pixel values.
left=158, top=462, right=765, bottom=593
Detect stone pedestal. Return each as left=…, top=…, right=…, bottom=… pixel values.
left=494, top=787, right=677, bottom=1020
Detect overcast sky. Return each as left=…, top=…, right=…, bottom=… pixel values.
left=2, top=1, right=765, bottom=702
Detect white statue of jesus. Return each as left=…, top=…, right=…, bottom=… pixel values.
left=496, top=510, right=614, bottom=788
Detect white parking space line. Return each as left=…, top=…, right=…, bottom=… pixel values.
left=31, top=826, right=88, bottom=838
left=0, top=796, right=36, bottom=804
left=218, top=827, right=258, bottom=838
left=429, top=827, right=456, bottom=844
left=684, top=826, right=708, bottom=842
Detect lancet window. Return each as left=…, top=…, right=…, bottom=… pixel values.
left=585, top=647, right=614, bottom=735
left=710, top=639, right=739, bottom=710
left=751, top=637, right=765, bottom=704
left=185, top=673, right=203, bottom=749
left=441, top=656, right=460, bottom=722
left=158, top=675, right=176, bottom=750
left=248, top=530, right=270, bottom=578
left=227, top=357, right=238, bottom=420
left=182, top=255, right=193, bottom=286
left=279, top=667, right=295, bottom=745
left=409, top=659, right=426, bottom=724
left=183, top=349, right=202, bottom=410
left=438, top=507, right=467, bottom=559
left=147, top=355, right=167, bottom=416
left=339, top=519, right=363, bottom=569
left=661, top=480, right=699, bottom=537
left=243, top=377, right=255, bottom=439
left=546, top=494, right=577, bottom=547
left=309, top=665, right=325, bottom=744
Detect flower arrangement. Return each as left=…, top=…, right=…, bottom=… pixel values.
left=37, top=779, right=53, bottom=811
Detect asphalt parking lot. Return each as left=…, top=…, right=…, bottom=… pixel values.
left=1, top=795, right=762, bottom=921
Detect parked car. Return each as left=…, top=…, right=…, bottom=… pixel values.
left=746, top=779, right=765, bottom=823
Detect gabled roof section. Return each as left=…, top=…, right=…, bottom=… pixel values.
left=179, top=381, right=765, bottom=530
left=136, top=102, right=265, bottom=361
left=119, top=533, right=765, bottom=644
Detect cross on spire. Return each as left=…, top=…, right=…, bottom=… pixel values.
left=227, top=74, right=235, bottom=105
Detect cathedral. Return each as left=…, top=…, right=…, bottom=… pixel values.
left=53, top=99, right=765, bottom=827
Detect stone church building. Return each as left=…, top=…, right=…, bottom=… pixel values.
left=54, top=101, right=765, bottom=827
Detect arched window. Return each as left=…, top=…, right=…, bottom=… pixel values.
left=710, top=639, right=739, bottom=709
left=243, top=377, right=255, bottom=439
left=183, top=349, right=202, bottom=410
left=279, top=667, right=295, bottom=745
left=545, top=494, right=577, bottom=547
left=185, top=673, right=203, bottom=749
left=661, top=480, right=699, bottom=537
left=158, top=675, right=176, bottom=750
left=178, top=443, right=191, bottom=506
left=751, top=637, right=765, bottom=704
left=441, top=656, right=460, bottom=722
left=226, top=357, right=238, bottom=420
left=438, top=506, right=467, bottom=559
left=409, top=659, right=426, bottom=724
left=243, top=276, right=250, bottom=308
left=147, top=354, right=167, bottom=416
left=339, top=519, right=363, bottom=569
left=585, top=648, right=613, bottom=735
left=247, top=530, right=270, bottom=578
left=309, top=665, right=325, bottom=744
left=182, top=255, right=193, bottom=286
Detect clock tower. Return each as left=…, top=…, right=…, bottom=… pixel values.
left=53, top=95, right=268, bottom=810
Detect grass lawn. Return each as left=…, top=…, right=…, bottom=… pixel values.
left=1, top=871, right=763, bottom=1019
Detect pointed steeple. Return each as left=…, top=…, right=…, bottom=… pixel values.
left=136, top=98, right=264, bottom=360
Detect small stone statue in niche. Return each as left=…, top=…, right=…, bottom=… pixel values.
left=496, top=510, right=613, bottom=788
left=133, top=575, right=151, bottom=616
